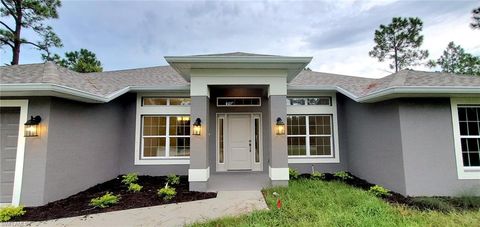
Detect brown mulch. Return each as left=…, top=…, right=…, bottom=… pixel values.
left=15, top=175, right=216, bottom=222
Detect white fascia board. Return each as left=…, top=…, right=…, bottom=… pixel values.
left=287, top=85, right=480, bottom=103
left=358, top=86, right=480, bottom=103
left=0, top=83, right=191, bottom=103
left=0, top=83, right=109, bottom=102
left=287, top=85, right=360, bottom=101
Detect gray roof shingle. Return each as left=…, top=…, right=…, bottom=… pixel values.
left=1, top=61, right=479, bottom=102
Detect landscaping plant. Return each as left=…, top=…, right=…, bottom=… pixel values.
left=167, top=174, right=180, bottom=186
left=334, top=171, right=353, bottom=181
left=311, top=171, right=325, bottom=180
left=128, top=183, right=143, bottom=192
left=0, top=206, right=26, bottom=222
left=121, top=172, right=139, bottom=185
left=289, top=168, right=300, bottom=179
left=158, top=184, right=177, bottom=201
left=368, top=185, right=391, bottom=197
left=89, top=192, right=120, bottom=208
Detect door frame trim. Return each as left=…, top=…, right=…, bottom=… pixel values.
left=216, top=112, right=263, bottom=172
left=0, top=100, right=28, bottom=206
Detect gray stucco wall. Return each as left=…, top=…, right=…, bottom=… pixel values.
left=42, top=97, right=123, bottom=203
left=117, top=93, right=188, bottom=176
left=399, top=99, right=480, bottom=196
left=20, top=97, right=52, bottom=206
left=289, top=93, right=349, bottom=173
left=341, top=95, right=407, bottom=195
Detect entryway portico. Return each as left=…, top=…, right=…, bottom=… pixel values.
left=165, top=53, right=312, bottom=191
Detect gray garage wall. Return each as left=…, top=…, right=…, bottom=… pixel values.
left=117, top=93, right=189, bottom=176
left=341, top=95, right=407, bottom=195
left=290, top=93, right=349, bottom=173
left=19, top=97, right=52, bottom=206
left=399, top=99, right=480, bottom=196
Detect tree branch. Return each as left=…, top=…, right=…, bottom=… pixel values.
left=0, top=21, right=14, bottom=33
left=0, top=37, right=14, bottom=49
left=20, top=40, right=44, bottom=50
left=1, top=0, right=18, bottom=21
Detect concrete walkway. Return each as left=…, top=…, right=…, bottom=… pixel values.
left=11, top=191, right=268, bottom=227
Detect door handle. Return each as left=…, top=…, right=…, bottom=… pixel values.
left=249, top=140, right=252, bottom=152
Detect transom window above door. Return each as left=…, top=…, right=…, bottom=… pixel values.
left=217, top=97, right=261, bottom=107
left=287, top=97, right=331, bottom=106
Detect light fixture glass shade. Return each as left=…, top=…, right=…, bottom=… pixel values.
left=275, top=117, right=285, bottom=135
left=192, top=118, right=201, bottom=135
left=24, top=116, right=41, bottom=137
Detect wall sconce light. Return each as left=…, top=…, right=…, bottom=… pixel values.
left=275, top=117, right=285, bottom=135
left=192, top=118, right=202, bottom=135
left=24, top=115, right=41, bottom=137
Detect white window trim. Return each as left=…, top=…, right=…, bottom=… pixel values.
left=451, top=97, right=480, bottom=179
left=287, top=93, right=340, bottom=163
left=0, top=100, right=28, bottom=206
left=216, top=97, right=262, bottom=107
left=135, top=93, right=191, bottom=165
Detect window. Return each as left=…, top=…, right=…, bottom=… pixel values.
left=135, top=94, right=191, bottom=165
left=457, top=106, right=480, bottom=167
left=143, top=97, right=191, bottom=106
left=217, top=97, right=261, bottom=107
left=142, top=116, right=190, bottom=158
left=287, top=115, right=333, bottom=157
left=451, top=98, right=480, bottom=179
left=287, top=97, right=331, bottom=106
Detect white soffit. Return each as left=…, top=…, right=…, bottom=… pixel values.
left=165, top=55, right=313, bottom=83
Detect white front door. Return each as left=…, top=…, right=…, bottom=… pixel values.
left=227, top=114, right=252, bottom=170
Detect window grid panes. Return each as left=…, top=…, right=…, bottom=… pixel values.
left=458, top=106, right=480, bottom=167
left=287, top=97, right=331, bottom=106
left=287, top=115, right=333, bottom=157
left=142, top=115, right=190, bottom=158
left=143, top=97, right=191, bottom=106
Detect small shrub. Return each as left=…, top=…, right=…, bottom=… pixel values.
left=0, top=206, right=25, bottom=222
left=368, top=185, right=391, bottom=197
left=311, top=171, right=325, bottom=180
left=289, top=168, right=300, bottom=179
left=89, top=192, right=120, bottom=208
left=121, top=172, right=139, bottom=185
left=128, top=183, right=143, bottom=192
left=334, top=171, right=352, bottom=181
left=166, top=174, right=180, bottom=186
left=413, top=197, right=456, bottom=212
left=158, top=185, right=177, bottom=201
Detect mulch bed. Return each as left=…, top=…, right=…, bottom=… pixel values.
left=298, top=173, right=479, bottom=212
left=14, top=175, right=216, bottom=222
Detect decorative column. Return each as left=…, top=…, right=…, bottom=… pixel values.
left=269, top=95, right=289, bottom=186
left=189, top=96, right=210, bottom=191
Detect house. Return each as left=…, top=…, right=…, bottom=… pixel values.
left=0, top=52, right=479, bottom=206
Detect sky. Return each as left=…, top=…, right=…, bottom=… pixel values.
left=1, top=0, right=479, bottom=78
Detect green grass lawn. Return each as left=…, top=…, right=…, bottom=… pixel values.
left=192, top=179, right=480, bottom=227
